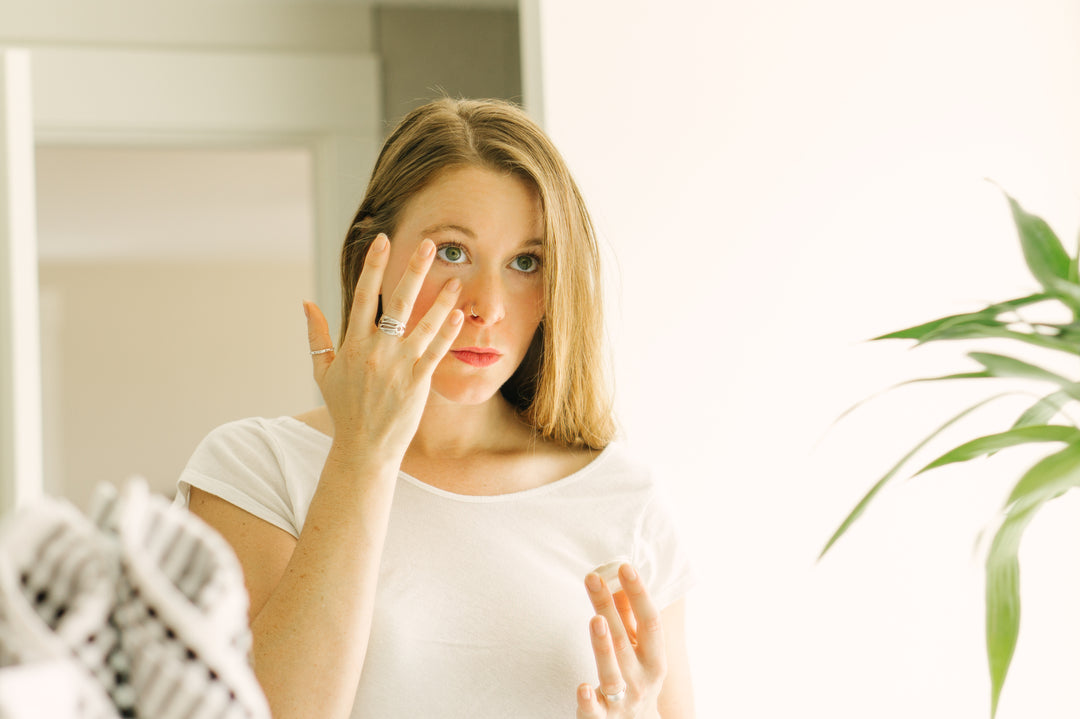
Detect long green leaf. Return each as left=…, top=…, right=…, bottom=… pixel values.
left=968, top=353, right=1080, bottom=398
left=820, top=394, right=1014, bottom=559
left=986, top=503, right=1037, bottom=718
left=985, top=442, right=1080, bottom=716
left=1072, top=227, right=1080, bottom=284
left=915, top=425, right=1080, bottom=474
left=1045, top=277, right=1080, bottom=317
left=1008, top=195, right=1071, bottom=291
left=920, top=322, right=1080, bottom=355
left=1005, top=437, right=1080, bottom=513
left=873, top=294, right=1049, bottom=342
left=1011, top=389, right=1075, bottom=429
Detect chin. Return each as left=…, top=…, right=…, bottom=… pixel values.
left=429, top=371, right=510, bottom=407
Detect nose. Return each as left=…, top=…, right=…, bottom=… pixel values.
left=463, top=273, right=506, bottom=326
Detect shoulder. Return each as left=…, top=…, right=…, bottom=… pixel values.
left=184, top=415, right=329, bottom=483
left=584, top=440, right=657, bottom=491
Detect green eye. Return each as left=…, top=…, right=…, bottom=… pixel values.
left=437, top=245, right=466, bottom=263
left=511, top=255, right=540, bottom=273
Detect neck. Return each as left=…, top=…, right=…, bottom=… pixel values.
left=408, top=392, right=531, bottom=460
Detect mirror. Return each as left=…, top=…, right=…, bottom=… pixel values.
left=9, top=1, right=522, bottom=509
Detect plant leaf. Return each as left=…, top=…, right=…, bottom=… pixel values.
left=985, top=442, right=1080, bottom=716
left=986, top=503, right=1037, bottom=718
left=915, top=425, right=1080, bottom=474
left=819, top=394, right=1014, bottom=559
left=873, top=294, right=1049, bottom=342
left=1004, top=437, right=1080, bottom=513
left=1045, top=277, right=1080, bottom=317
left=1007, top=195, right=1071, bottom=292
left=968, top=352, right=1080, bottom=398
left=1011, top=389, right=1075, bottom=429
left=921, top=322, right=1080, bottom=355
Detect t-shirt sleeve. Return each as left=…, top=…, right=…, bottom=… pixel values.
left=632, top=485, right=695, bottom=610
left=174, top=419, right=300, bottom=538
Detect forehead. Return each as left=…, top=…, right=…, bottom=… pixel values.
left=398, top=165, right=544, bottom=242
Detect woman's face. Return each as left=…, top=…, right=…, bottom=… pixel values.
left=381, top=165, right=545, bottom=406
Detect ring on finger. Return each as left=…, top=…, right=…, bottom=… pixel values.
left=377, top=314, right=406, bottom=337
left=310, top=347, right=334, bottom=355
left=600, top=685, right=627, bottom=703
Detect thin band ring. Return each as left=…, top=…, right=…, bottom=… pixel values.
left=600, top=685, right=627, bottom=703
left=310, top=347, right=334, bottom=355
left=377, top=314, right=407, bottom=337
left=470, top=303, right=479, bottom=318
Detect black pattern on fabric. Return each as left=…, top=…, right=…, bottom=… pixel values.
left=0, top=481, right=270, bottom=719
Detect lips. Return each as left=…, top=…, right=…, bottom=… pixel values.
left=450, top=347, right=503, bottom=368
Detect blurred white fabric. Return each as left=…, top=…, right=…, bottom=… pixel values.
left=0, top=480, right=270, bottom=719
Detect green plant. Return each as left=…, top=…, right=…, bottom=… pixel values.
left=820, top=191, right=1080, bottom=717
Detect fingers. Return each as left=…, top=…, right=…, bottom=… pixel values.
left=590, top=615, right=628, bottom=702
left=382, top=238, right=436, bottom=327
left=617, top=564, right=666, bottom=674
left=409, top=278, right=463, bottom=375
left=576, top=683, right=604, bottom=718
left=613, top=589, right=637, bottom=645
left=346, top=233, right=391, bottom=341
left=585, top=571, right=636, bottom=666
left=304, top=300, right=335, bottom=380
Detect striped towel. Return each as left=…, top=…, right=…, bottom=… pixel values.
left=0, top=481, right=270, bottom=719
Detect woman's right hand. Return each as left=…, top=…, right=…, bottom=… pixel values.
left=302, top=233, right=464, bottom=460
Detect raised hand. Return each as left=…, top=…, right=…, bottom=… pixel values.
left=303, top=233, right=464, bottom=459
left=577, top=564, right=667, bottom=719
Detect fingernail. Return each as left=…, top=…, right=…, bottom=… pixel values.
left=585, top=573, right=604, bottom=593
left=592, top=616, right=607, bottom=637
left=302, top=301, right=310, bottom=320
left=446, top=278, right=461, bottom=292
left=420, top=239, right=435, bottom=257
left=375, top=234, right=389, bottom=252
left=449, top=310, right=464, bottom=326
left=579, top=685, right=593, bottom=702
left=620, top=564, right=638, bottom=583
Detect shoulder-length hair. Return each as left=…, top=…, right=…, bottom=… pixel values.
left=339, top=98, right=614, bottom=450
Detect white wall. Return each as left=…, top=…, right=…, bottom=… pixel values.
left=532, top=1, right=1080, bottom=717
left=35, top=146, right=317, bottom=509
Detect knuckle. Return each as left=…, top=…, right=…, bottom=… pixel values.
left=640, top=615, right=663, bottom=634
left=387, top=296, right=409, bottom=316
left=416, top=318, right=436, bottom=336
left=591, top=595, right=615, bottom=613
left=408, top=255, right=430, bottom=274
left=353, top=287, right=376, bottom=307
left=609, top=634, right=632, bottom=654
left=418, top=349, right=440, bottom=369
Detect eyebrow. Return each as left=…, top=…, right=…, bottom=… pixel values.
left=421, top=223, right=544, bottom=248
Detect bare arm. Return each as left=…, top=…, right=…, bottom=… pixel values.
left=656, top=600, right=695, bottom=718
left=190, top=234, right=463, bottom=719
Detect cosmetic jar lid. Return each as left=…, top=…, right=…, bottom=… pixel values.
left=591, top=555, right=631, bottom=595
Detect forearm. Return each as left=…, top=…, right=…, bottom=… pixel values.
left=250, top=444, right=399, bottom=719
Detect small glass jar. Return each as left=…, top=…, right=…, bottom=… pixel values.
left=591, top=555, right=631, bottom=595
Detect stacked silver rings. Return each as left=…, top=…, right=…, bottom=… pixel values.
left=377, top=314, right=406, bottom=337
left=600, top=685, right=627, bottom=703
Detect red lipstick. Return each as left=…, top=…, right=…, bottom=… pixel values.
left=451, top=347, right=502, bottom=368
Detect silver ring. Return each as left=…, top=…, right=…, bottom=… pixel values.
left=377, top=314, right=406, bottom=337
left=310, top=347, right=334, bottom=355
left=470, top=303, right=479, bottom=318
left=600, top=685, right=626, bottom=703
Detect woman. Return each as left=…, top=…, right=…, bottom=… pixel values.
left=176, top=98, right=694, bottom=718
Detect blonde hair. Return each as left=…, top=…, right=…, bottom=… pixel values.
left=340, top=98, right=614, bottom=450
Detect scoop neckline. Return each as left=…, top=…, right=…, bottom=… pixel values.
left=276, top=415, right=616, bottom=503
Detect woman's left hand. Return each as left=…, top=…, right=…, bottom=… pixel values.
left=577, top=563, right=666, bottom=718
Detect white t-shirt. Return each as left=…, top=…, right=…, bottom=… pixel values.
left=175, top=416, right=693, bottom=719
